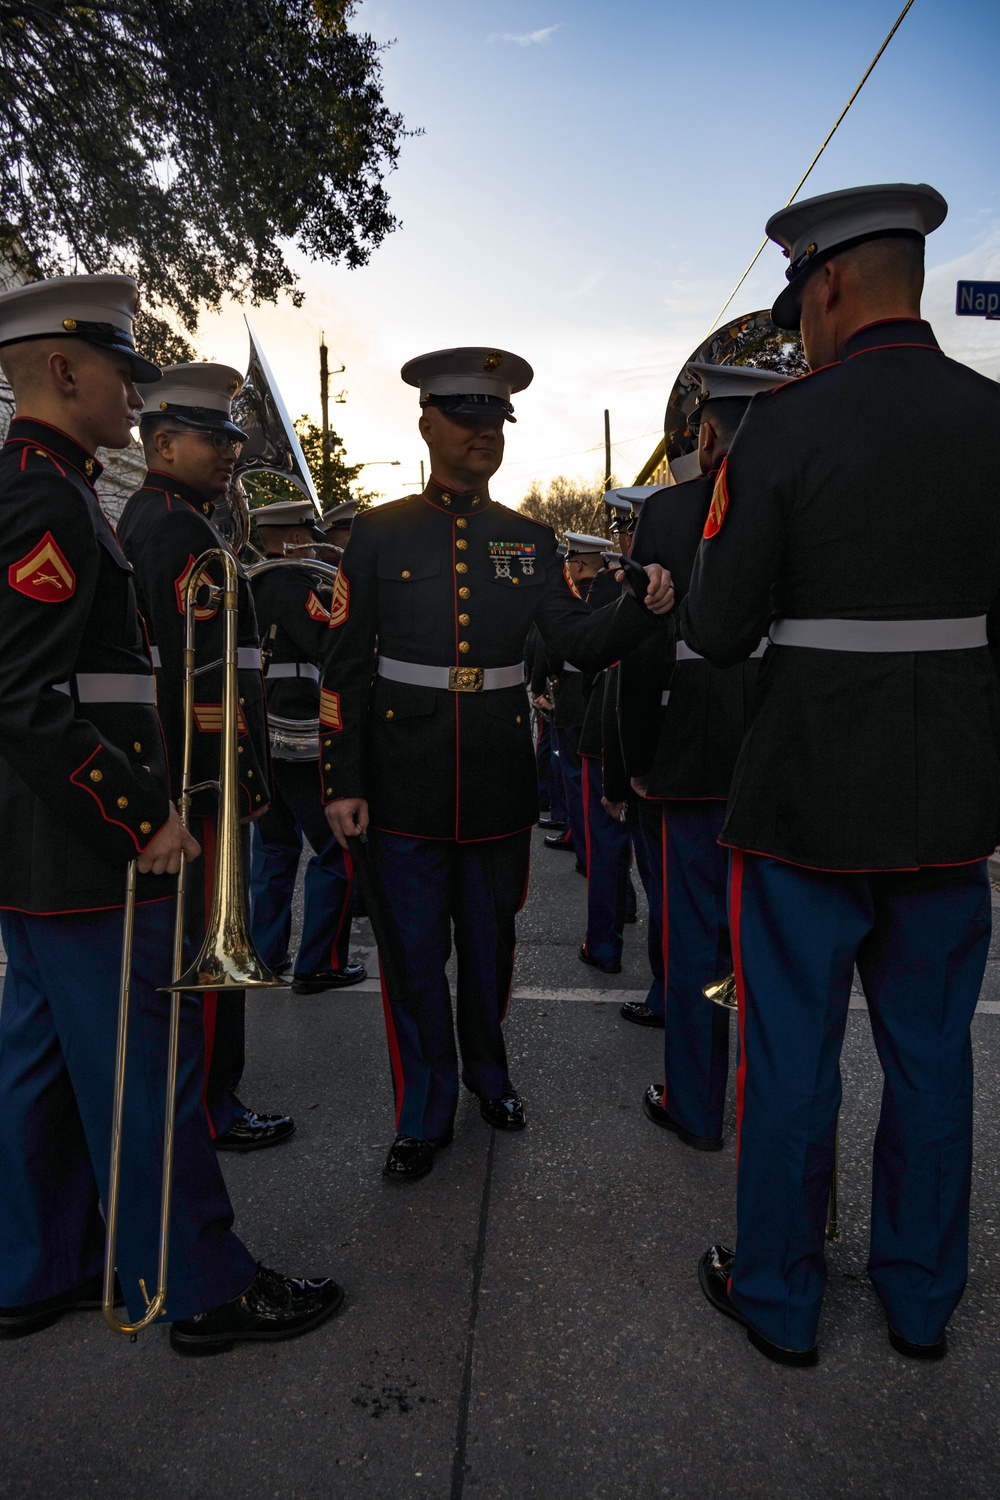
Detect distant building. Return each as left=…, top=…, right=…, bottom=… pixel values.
left=0, top=256, right=147, bottom=524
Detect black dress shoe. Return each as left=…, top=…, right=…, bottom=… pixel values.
left=579, top=945, right=622, bottom=975
left=214, top=1109, right=296, bottom=1152
left=537, top=817, right=566, bottom=831
left=887, top=1321, right=947, bottom=1359
left=543, top=833, right=575, bottom=851
left=383, top=1135, right=435, bottom=1180
left=291, top=962, right=367, bottom=994
left=270, top=957, right=294, bottom=983
left=643, top=1084, right=724, bottom=1152
left=480, top=1092, right=526, bottom=1131
left=619, top=1000, right=665, bottom=1029
left=0, top=1272, right=124, bottom=1338
left=698, top=1246, right=818, bottom=1368
left=169, top=1263, right=343, bottom=1355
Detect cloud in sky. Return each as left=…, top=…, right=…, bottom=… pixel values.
left=488, top=24, right=559, bottom=46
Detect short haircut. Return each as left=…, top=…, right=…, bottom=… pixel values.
left=701, top=396, right=752, bottom=445
left=832, top=230, right=925, bottom=300
left=0, top=337, right=65, bottom=394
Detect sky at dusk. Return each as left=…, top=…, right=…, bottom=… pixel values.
left=198, top=0, right=1000, bottom=510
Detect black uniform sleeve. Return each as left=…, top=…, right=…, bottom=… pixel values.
left=274, top=569, right=333, bottom=665
left=601, top=665, right=630, bottom=803
left=535, top=554, right=661, bottom=672
left=530, top=631, right=550, bottom=697
left=680, top=400, right=786, bottom=667
left=319, top=516, right=378, bottom=803
left=0, top=467, right=170, bottom=860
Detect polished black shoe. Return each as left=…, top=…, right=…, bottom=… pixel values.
left=291, top=962, right=367, bottom=994
left=543, top=833, right=575, bottom=851
left=537, top=816, right=566, bottom=831
left=887, top=1321, right=947, bottom=1360
left=270, top=957, right=295, bottom=983
left=643, top=1084, right=724, bottom=1152
left=214, top=1108, right=296, bottom=1152
left=383, top=1135, right=436, bottom=1180
left=579, top=945, right=622, bottom=975
left=619, top=1000, right=665, bottom=1029
left=169, top=1263, right=343, bottom=1355
left=480, top=1092, right=526, bottom=1131
left=0, top=1272, right=124, bottom=1338
left=698, top=1245, right=818, bottom=1368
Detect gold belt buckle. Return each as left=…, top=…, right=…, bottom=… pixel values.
left=448, top=665, right=484, bottom=692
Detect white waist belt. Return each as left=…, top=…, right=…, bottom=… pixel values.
left=660, top=690, right=670, bottom=707
left=768, top=616, right=988, bottom=652
left=54, top=673, right=157, bottom=705
left=676, top=638, right=768, bottom=662
left=561, top=663, right=582, bottom=673
left=266, top=661, right=320, bottom=681
left=378, top=656, right=524, bottom=692
left=149, top=645, right=261, bottom=671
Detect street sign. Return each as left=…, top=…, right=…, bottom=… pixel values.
left=956, top=280, right=1000, bottom=318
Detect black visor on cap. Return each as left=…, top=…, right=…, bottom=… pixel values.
left=145, top=403, right=248, bottom=442
left=423, top=392, right=515, bottom=424
left=772, top=227, right=924, bottom=332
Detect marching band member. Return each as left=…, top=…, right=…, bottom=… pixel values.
left=0, top=277, right=341, bottom=1352
left=619, top=364, right=790, bottom=1148
left=320, top=347, right=673, bottom=1180
left=249, top=499, right=366, bottom=992
left=686, top=182, right=1000, bottom=1364
left=118, top=365, right=295, bottom=1153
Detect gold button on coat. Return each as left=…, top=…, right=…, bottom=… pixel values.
left=117, top=796, right=128, bottom=809
left=386, top=709, right=394, bottom=719
left=459, top=587, right=471, bottom=599
left=456, top=563, right=468, bottom=574
left=90, top=769, right=103, bottom=782
left=511, top=577, right=519, bottom=586
left=456, top=539, right=468, bottom=550
left=133, top=742, right=142, bottom=753
left=401, top=570, right=411, bottom=579
left=140, top=821, right=152, bottom=834
left=456, top=518, right=468, bottom=529
left=458, top=641, right=470, bottom=654
left=458, top=613, right=470, bottom=626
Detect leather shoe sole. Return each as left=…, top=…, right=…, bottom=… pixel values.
left=643, top=1085, right=723, bottom=1152
left=480, top=1093, right=526, bottom=1131
left=291, top=964, right=367, bottom=994
left=619, top=1001, right=664, bottom=1029
left=887, top=1322, right=947, bottom=1359
left=579, top=945, right=622, bottom=975
left=382, top=1132, right=452, bottom=1181
left=537, top=818, right=566, bottom=830
left=215, top=1112, right=296, bottom=1153
left=698, top=1246, right=818, bottom=1368
left=543, top=835, right=576, bottom=852
left=0, top=1273, right=124, bottom=1338
left=170, top=1271, right=344, bottom=1355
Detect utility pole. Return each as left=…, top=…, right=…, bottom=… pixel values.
left=319, top=334, right=331, bottom=496
left=603, top=408, right=612, bottom=492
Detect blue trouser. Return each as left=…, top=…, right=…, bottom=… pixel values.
left=0, top=903, right=256, bottom=1323
left=250, top=758, right=356, bottom=975
left=366, top=828, right=531, bottom=1141
left=554, top=725, right=585, bottom=862
left=729, top=850, right=990, bottom=1351
left=632, top=799, right=670, bottom=1018
left=535, top=712, right=565, bottom=819
left=581, top=754, right=633, bottom=967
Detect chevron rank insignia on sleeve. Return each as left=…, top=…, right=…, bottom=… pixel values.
left=8, top=531, right=76, bottom=602
left=328, top=569, right=350, bottom=629
left=306, top=588, right=330, bottom=623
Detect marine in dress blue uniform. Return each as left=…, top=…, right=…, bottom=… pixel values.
left=248, top=500, right=365, bottom=992
left=118, top=364, right=294, bottom=1152
left=685, top=183, right=999, bottom=1364
left=0, top=277, right=341, bottom=1352
left=618, top=364, right=790, bottom=1148
left=320, top=347, right=667, bottom=1180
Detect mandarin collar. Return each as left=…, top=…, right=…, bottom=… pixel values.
left=837, top=319, right=940, bottom=362
left=6, top=417, right=104, bottom=485
left=423, top=478, right=489, bottom=516
left=143, top=468, right=218, bottom=518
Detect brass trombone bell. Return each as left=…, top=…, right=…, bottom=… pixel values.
left=703, top=972, right=737, bottom=1011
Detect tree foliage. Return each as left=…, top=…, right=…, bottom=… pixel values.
left=244, top=413, right=377, bottom=512
left=518, top=473, right=615, bottom=541
left=0, top=1, right=409, bottom=361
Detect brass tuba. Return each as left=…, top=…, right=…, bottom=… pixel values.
left=213, top=318, right=325, bottom=556
left=245, top=555, right=341, bottom=761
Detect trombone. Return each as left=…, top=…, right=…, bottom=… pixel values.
left=103, top=549, right=282, bottom=1337
left=702, top=970, right=840, bottom=1243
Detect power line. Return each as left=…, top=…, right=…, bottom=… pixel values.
left=706, top=0, right=916, bottom=336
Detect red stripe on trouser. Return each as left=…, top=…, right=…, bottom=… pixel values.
left=661, top=805, right=669, bottom=1101
left=581, top=766, right=594, bottom=954
left=727, top=849, right=747, bottom=1299
left=200, top=818, right=219, bottom=1137
left=378, top=955, right=406, bottom=1132
left=327, top=839, right=355, bottom=972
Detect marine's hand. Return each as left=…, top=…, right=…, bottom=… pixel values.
left=137, top=802, right=201, bottom=876
left=602, top=797, right=625, bottom=821
left=642, top=564, right=674, bottom=615
left=326, top=796, right=369, bottom=849
left=532, top=694, right=554, bottom=711
left=630, top=776, right=649, bottom=799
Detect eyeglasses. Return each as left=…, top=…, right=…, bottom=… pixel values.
left=161, top=428, right=243, bottom=457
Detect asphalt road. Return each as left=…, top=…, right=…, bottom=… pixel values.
left=2, top=828, right=999, bottom=1499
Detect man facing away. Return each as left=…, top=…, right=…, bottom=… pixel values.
left=684, top=182, right=1000, bottom=1365
left=320, top=347, right=673, bottom=1180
